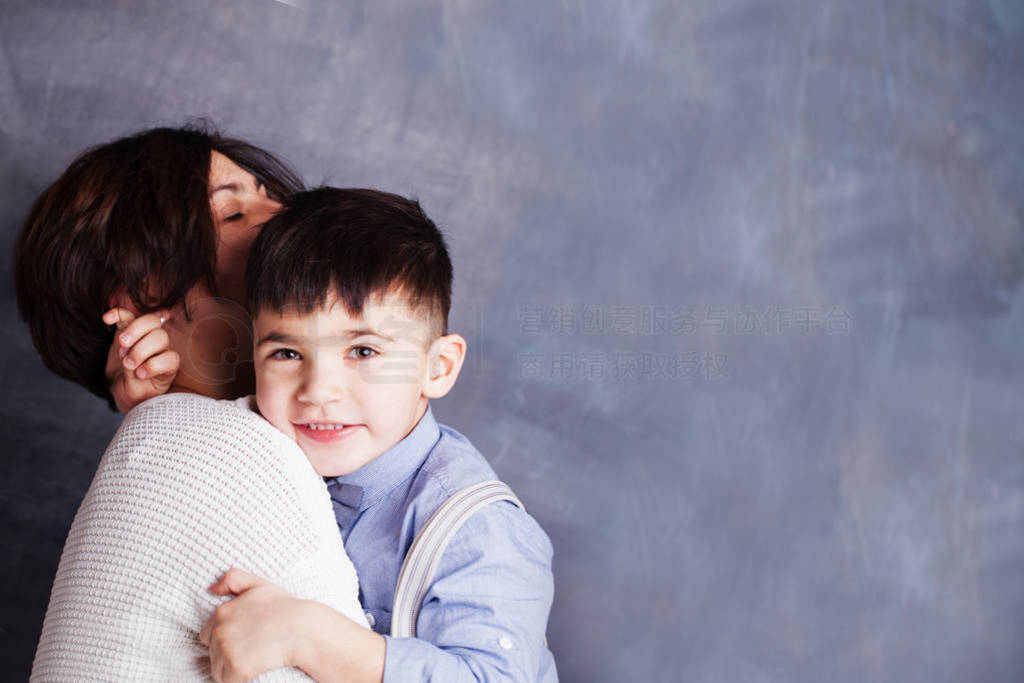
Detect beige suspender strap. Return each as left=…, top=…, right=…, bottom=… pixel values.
left=391, top=480, right=524, bottom=638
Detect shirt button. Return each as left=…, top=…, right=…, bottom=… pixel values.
left=364, top=612, right=376, bottom=629
left=498, top=637, right=514, bottom=650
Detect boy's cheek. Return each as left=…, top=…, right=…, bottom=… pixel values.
left=360, top=350, right=429, bottom=386
left=254, top=387, right=290, bottom=435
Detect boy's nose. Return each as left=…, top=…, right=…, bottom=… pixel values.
left=297, top=363, right=345, bottom=405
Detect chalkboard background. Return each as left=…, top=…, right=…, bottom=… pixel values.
left=2, top=1, right=1022, bottom=681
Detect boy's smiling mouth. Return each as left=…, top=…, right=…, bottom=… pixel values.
left=294, top=421, right=363, bottom=443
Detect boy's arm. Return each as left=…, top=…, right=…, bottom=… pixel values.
left=201, top=502, right=555, bottom=683
left=381, top=500, right=555, bottom=682
left=201, top=569, right=385, bottom=683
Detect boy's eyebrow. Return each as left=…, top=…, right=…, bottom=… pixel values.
left=255, top=331, right=300, bottom=346
left=255, top=328, right=396, bottom=346
left=344, top=328, right=397, bottom=343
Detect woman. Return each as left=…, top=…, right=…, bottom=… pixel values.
left=15, top=127, right=366, bottom=680
left=16, top=126, right=299, bottom=411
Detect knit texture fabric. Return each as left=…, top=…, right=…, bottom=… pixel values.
left=31, top=393, right=365, bottom=681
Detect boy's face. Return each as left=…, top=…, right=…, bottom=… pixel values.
left=253, top=291, right=437, bottom=477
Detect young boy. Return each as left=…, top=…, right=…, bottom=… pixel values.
left=201, top=188, right=558, bottom=682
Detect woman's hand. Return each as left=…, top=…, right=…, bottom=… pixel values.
left=103, top=307, right=179, bottom=412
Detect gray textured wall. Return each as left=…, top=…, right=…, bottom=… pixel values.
left=2, top=1, right=1023, bottom=681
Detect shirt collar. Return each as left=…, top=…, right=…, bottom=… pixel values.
left=325, top=406, right=440, bottom=512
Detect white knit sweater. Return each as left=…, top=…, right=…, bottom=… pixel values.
left=31, top=393, right=366, bottom=682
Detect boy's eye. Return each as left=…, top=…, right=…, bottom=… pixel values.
left=222, top=212, right=243, bottom=222
left=269, top=348, right=301, bottom=361
left=348, top=346, right=377, bottom=360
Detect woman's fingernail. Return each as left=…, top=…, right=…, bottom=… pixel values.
left=120, top=333, right=131, bottom=346
left=123, top=357, right=136, bottom=370
left=135, top=367, right=148, bottom=379
left=118, top=347, right=128, bottom=359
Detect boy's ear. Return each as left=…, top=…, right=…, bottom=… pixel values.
left=422, top=333, right=466, bottom=400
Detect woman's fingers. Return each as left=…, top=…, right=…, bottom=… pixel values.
left=133, top=350, right=180, bottom=385
left=113, top=309, right=174, bottom=353
left=101, top=306, right=134, bottom=329
left=122, top=326, right=169, bottom=372
left=116, top=347, right=180, bottom=408
left=102, top=307, right=177, bottom=412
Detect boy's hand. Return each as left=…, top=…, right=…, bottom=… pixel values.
left=201, top=568, right=386, bottom=683
left=103, top=307, right=179, bottom=412
left=200, top=568, right=308, bottom=683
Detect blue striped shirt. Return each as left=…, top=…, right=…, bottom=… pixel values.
left=324, top=407, right=558, bottom=682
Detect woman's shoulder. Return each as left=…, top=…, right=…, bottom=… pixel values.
left=107, top=392, right=302, bottom=474
left=121, top=392, right=273, bottom=438
left=125, top=391, right=255, bottom=417
left=96, top=392, right=330, bottom=531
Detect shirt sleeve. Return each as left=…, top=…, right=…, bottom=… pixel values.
left=381, top=500, right=555, bottom=682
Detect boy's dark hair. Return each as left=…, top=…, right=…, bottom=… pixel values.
left=14, top=125, right=303, bottom=405
left=246, top=187, right=453, bottom=338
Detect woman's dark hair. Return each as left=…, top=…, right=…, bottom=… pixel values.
left=13, top=125, right=303, bottom=405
